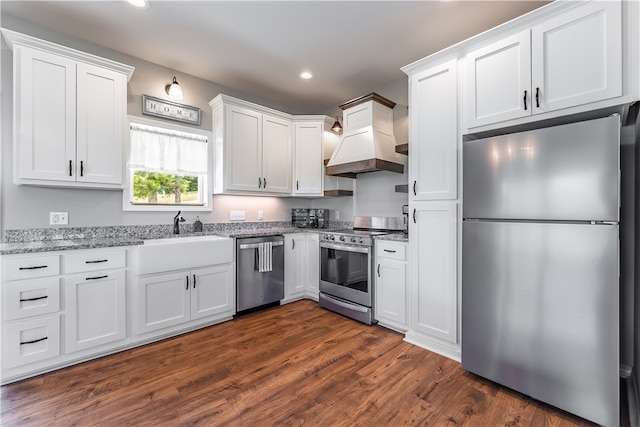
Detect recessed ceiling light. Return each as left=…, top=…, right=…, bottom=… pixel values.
left=125, top=0, right=150, bottom=9
left=300, top=72, right=313, bottom=80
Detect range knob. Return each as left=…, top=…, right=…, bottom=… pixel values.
left=350, top=237, right=357, bottom=243
left=358, top=238, right=364, bottom=244
left=339, top=236, right=345, bottom=242
left=329, top=235, right=335, bottom=241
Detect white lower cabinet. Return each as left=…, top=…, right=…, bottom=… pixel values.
left=284, top=233, right=320, bottom=302
left=64, top=270, right=126, bottom=353
left=1, top=248, right=130, bottom=384
left=134, top=264, right=234, bottom=338
left=375, top=240, right=408, bottom=332
left=406, top=201, right=459, bottom=360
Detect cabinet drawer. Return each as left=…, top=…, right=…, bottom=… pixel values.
left=4, top=278, right=61, bottom=321
left=3, top=314, right=61, bottom=369
left=64, top=250, right=126, bottom=274
left=3, top=255, right=60, bottom=281
left=376, top=241, right=407, bottom=261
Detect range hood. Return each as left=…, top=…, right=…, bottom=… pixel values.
left=326, top=93, right=405, bottom=176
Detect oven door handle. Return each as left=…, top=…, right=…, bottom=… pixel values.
left=321, top=294, right=369, bottom=313
left=319, top=242, right=369, bottom=254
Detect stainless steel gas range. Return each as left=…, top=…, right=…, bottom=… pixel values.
left=318, top=216, right=404, bottom=324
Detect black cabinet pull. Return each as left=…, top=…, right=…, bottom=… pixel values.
left=86, top=275, right=108, bottom=281
left=193, top=274, right=196, bottom=289
left=535, top=87, right=540, bottom=108
left=263, top=178, right=266, bottom=188
left=20, top=337, right=47, bottom=345
left=85, top=259, right=108, bottom=264
left=296, top=180, right=299, bottom=191
left=413, top=180, right=417, bottom=196
left=377, top=264, right=381, bottom=277
left=413, top=208, right=417, bottom=223
left=80, top=160, right=84, bottom=177
left=19, top=265, right=47, bottom=270
left=523, top=90, right=528, bottom=111
left=186, top=275, right=189, bottom=290
left=383, top=249, right=397, bottom=253
left=292, top=239, right=295, bottom=250
left=69, top=160, right=72, bottom=176
left=258, top=177, right=262, bottom=188
left=20, top=295, right=48, bottom=302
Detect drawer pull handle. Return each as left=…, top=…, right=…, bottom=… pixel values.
left=383, top=249, right=397, bottom=253
left=86, top=275, right=108, bottom=281
left=19, top=265, right=48, bottom=270
left=186, top=275, right=189, bottom=290
left=69, top=160, right=73, bottom=177
left=377, top=264, right=381, bottom=277
left=523, top=90, right=528, bottom=111
left=19, top=295, right=48, bottom=302
left=20, top=337, right=47, bottom=345
left=193, top=274, right=196, bottom=289
left=80, top=160, right=84, bottom=177
left=85, top=259, right=108, bottom=264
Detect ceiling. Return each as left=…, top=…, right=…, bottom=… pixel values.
left=1, top=1, right=549, bottom=113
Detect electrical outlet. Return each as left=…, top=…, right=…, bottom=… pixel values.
left=229, top=210, right=246, bottom=221
left=50, top=212, right=69, bottom=225
left=258, top=211, right=264, bottom=220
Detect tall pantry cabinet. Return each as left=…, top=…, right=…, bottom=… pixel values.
left=403, top=58, right=460, bottom=360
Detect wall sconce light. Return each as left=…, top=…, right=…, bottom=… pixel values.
left=331, top=116, right=343, bottom=133
left=165, top=76, right=184, bottom=100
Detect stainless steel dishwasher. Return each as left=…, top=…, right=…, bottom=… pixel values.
left=236, top=235, right=285, bottom=312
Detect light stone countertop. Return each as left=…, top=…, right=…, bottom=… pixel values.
left=375, top=233, right=409, bottom=243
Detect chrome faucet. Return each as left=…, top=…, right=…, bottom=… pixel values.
left=173, top=211, right=185, bottom=234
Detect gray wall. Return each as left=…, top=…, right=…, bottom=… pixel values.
left=0, top=15, right=410, bottom=237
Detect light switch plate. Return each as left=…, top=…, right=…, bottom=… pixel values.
left=230, top=210, right=245, bottom=221
left=50, top=212, right=68, bottom=225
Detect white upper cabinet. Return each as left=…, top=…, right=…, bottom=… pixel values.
left=293, top=121, right=324, bottom=196
left=409, top=58, right=458, bottom=201
left=466, top=31, right=531, bottom=127
left=211, top=95, right=292, bottom=195
left=3, top=29, right=134, bottom=189
left=466, top=0, right=624, bottom=129
left=530, top=1, right=622, bottom=114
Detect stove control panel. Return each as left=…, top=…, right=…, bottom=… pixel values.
left=319, top=232, right=372, bottom=247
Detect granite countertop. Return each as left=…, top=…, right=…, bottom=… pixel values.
left=0, top=237, right=145, bottom=255
left=375, top=233, right=409, bottom=243
left=0, top=224, right=347, bottom=255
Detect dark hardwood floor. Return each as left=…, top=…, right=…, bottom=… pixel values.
left=1, top=300, right=605, bottom=426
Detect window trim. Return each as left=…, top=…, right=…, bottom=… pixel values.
left=123, top=115, right=213, bottom=212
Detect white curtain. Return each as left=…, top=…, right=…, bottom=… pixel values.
left=129, top=123, right=208, bottom=176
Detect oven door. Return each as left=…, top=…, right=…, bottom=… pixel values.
left=319, top=242, right=372, bottom=307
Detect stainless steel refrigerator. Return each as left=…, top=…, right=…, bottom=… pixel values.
left=462, top=115, right=620, bottom=426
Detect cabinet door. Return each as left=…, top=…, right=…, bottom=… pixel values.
left=294, top=122, right=323, bottom=195
left=284, top=234, right=306, bottom=299
left=64, top=270, right=126, bottom=353
left=375, top=258, right=407, bottom=328
left=191, top=265, right=234, bottom=320
left=305, top=234, right=320, bottom=298
left=225, top=105, right=262, bottom=192
left=16, top=46, right=76, bottom=182
left=531, top=1, right=621, bottom=114
left=76, top=63, right=126, bottom=185
left=409, top=201, right=457, bottom=343
left=262, top=114, right=292, bottom=193
left=466, top=31, right=531, bottom=128
left=410, top=59, right=458, bottom=201
left=135, top=271, right=190, bottom=334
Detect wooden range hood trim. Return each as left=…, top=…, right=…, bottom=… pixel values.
left=325, top=158, right=404, bottom=176
left=338, top=92, right=396, bottom=111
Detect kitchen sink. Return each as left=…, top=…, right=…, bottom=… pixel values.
left=138, top=234, right=233, bottom=275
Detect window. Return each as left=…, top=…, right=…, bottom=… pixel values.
left=124, top=117, right=212, bottom=211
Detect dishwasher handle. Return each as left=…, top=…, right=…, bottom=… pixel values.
left=238, top=241, right=284, bottom=250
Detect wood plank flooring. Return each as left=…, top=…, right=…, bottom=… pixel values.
left=1, top=300, right=604, bottom=426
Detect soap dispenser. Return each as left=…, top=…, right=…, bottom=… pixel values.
left=193, top=216, right=203, bottom=234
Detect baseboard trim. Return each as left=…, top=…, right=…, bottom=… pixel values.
left=403, top=331, right=460, bottom=362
